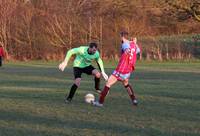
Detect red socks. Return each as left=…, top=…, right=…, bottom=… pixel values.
left=99, top=86, right=110, bottom=104
left=99, top=84, right=136, bottom=104
left=125, top=84, right=136, bottom=100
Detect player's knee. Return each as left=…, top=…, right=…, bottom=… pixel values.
left=75, top=82, right=81, bottom=87
left=106, top=81, right=112, bottom=88
left=123, top=82, right=128, bottom=86
left=95, top=72, right=101, bottom=78
left=74, top=79, right=81, bottom=87
left=123, top=81, right=129, bottom=86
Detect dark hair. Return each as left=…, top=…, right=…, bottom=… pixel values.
left=89, top=42, right=97, bottom=48
left=120, top=31, right=128, bottom=38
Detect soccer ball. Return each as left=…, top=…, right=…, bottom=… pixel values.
left=85, top=93, right=95, bottom=104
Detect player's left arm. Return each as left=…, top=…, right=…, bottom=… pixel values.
left=135, top=44, right=140, bottom=54
left=95, top=56, right=108, bottom=80
left=122, top=42, right=131, bottom=54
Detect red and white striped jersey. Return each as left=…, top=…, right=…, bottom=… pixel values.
left=115, top=41, right=138, bottom=74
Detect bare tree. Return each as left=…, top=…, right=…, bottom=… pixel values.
left=165, top=0, right=200, bottom=22
left=0, top=0, right=18, bottom=58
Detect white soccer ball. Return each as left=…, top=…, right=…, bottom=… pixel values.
left=85, top=93, right=95, bottom=104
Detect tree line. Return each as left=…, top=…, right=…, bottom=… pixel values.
left=0, top=0, right=200, bottom=61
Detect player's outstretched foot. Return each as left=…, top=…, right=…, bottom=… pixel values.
left=95, top=89, right=101, bottom=94
left=92, top=101, right=103, bottom=107
left=132, top=99, right=138, bottom=106
left=64, top=97, right=72, bottom=104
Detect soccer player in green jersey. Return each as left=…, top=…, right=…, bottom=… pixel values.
left=59, top=42, right=108, bottom=103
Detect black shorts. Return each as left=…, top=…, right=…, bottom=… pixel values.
left=73, top=65, right=95, bottom=79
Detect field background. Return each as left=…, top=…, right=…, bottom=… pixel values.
left=0, top=61, right=200, bottom=136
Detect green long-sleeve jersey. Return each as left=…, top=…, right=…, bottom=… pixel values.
left=64, top=46, right=105, bottom=73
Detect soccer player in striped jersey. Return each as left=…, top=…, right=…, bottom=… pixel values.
left=0, top=43, right=5, bottom=67
left=93, top=31, right=140, bottom=107
left=59, top=42, right=108, bottom=103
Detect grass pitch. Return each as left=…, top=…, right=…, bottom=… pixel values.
left=0, top=61, right=200, bottom=136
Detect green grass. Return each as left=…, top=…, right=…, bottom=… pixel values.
left=0, top=61, right=200, bottom=136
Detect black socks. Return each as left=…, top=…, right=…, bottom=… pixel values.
left=67, top=84, right=78, bottom=100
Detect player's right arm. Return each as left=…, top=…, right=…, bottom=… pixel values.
left=59, top=47, right=81, bottom=71
left=121, top=42, right=131, bottom=54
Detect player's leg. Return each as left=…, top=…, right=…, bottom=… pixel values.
left=65, top=67, right=82, bottom=103
left=92, top=69, right=101, bottom=93
left=98, top=75, right=118, bottom=104
left=65, top=78, right=81, bottom=102
left=122, top=79, right=138, bottom=106
left=93, top=75, right=118, bottom=106
left=83, top=65, right=101, bottom=93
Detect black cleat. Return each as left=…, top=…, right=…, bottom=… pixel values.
left=64, top=97, right=72, bottom=104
